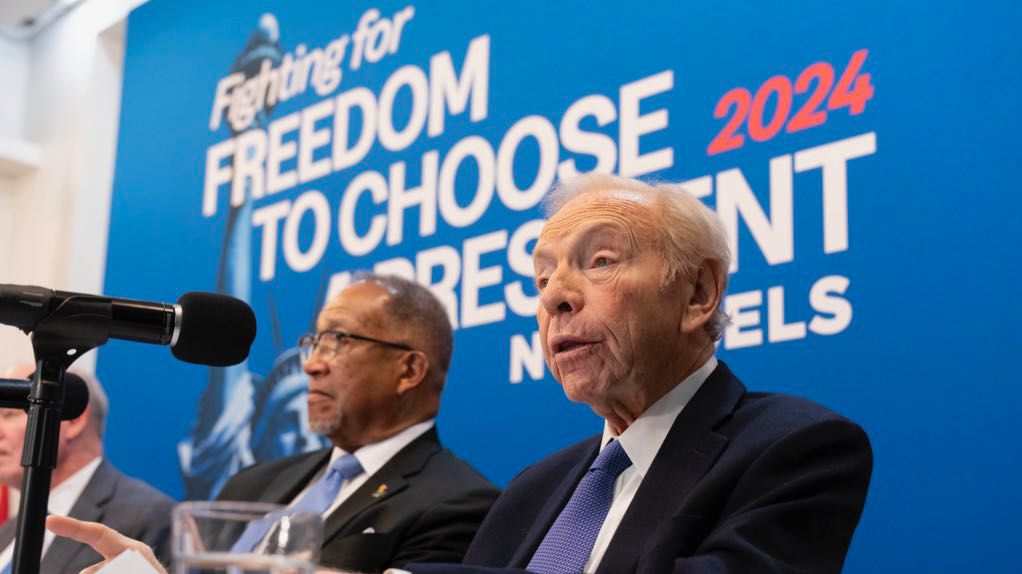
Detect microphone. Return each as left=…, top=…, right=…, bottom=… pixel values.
left=0, top=285, right=256, bottom=367
left=0, top=372, right=89, bottom=421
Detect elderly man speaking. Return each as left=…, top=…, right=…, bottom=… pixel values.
left=412, top=173, right=873, bottom=573
left=49, top=173, right=872, bottom=574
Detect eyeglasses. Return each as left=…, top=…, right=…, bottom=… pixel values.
left=298, top=330, right=413, bottom=362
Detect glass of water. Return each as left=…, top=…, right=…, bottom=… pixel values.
left=173, top=501, right=322, bottom=574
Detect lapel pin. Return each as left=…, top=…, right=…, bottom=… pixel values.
left=371, top=483, right=389, bottom=499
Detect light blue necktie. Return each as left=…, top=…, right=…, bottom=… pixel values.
left=527, top=440, right=632, bottom=574
left=289, top=453, right=364, bottom=518
left=231, top=453, right=363, bottom=553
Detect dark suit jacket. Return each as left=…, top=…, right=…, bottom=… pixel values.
left=412, top=362, right=873, bottom=574
left=216, top=427, right=500, bottom=573
left=0, top=459, right=174, bottom=574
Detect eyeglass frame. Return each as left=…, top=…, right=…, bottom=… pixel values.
left=298, top=329, right=414, bottom=361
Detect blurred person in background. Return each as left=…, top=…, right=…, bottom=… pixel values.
left=0, top=365, right=173, bottom=573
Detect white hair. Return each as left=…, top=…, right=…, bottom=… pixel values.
left=70, top=370, right=109, bottom=439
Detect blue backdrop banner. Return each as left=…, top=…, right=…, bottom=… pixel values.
left=98, top=1, right=1021, bottom=572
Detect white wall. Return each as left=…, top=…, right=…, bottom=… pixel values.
left=0, top=31, right=30, bottom=296
left=0, top=30, right=35, bottom=369
left=0, top=0, right=147, bottom=373
left=0, top=34, right=29, bottom=139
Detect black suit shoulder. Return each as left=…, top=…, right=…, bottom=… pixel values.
left=409, top=446, right=499, bottom=495
left=712, top=390, right=873, bottom=501
left=215, top=448, right=329, bottom=502
left=734, top=390, right=863, bottom=428
left=227, top=447, right=328, bottom=481
left=719, top=390, right=872, bottom=462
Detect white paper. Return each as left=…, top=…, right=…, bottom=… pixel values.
left=94, top=550, right=163, bottom=574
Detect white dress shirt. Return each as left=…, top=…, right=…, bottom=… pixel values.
left=289, top=419, right=435, bottom=518
left=584, top=356, right=717, bottom=572
left=0, top=456, right=103, bottom=569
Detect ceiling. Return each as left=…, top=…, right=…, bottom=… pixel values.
left=0, top=0, right=82, bottom=40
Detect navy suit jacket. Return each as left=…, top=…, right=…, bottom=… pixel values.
left=412, top=362, right=872, bottom=574
left=216, top=427, right=499, bottom=573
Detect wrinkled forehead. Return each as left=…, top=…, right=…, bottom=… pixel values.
left=540, top=188, right=661, bottom=242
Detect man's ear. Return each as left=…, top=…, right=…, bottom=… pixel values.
left=60, top=405, right=91, bottom=442
left=396, top=351, right=430, bottom=395
left=681, top=259, right=724, bottom=335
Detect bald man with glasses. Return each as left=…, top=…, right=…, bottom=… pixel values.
left=211, top=272, right=499, bottom=573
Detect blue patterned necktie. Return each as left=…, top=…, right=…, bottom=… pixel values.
left=527, top=439, right=632, bottom=574
left=232, top=453, right=363, bottom=553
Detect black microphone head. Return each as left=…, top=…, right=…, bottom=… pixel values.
left=61, top=372, right=90, bottom=421
left=22, top=371, right=90, bottom=421
left=172, top=292, right=257, bottom=367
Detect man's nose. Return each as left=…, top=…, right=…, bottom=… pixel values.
left=303, top=353, right=327, bottom=376
left=540, top=269, right=584, bottom=315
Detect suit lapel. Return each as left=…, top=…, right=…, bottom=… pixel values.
left=595, top=362, right=746, bottom=573
left=507, top=438, right=601, bottom=568
left=320, top=428, right=441, bottom=543
left=261, top=450, right=332, bottom=505
left=42, top=460, right=116, bottom=570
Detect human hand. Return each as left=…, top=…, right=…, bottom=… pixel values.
left=46, top=515, right=167, bottom=574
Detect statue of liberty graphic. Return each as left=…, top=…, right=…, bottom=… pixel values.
left=178, top=14, right=329, bottom=500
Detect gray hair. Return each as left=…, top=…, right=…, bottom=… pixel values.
left=351, top=272, right=454, bottom=383
left=544, top=173, right=732, bottom=340
left=69, top=369, right=109, bottom=439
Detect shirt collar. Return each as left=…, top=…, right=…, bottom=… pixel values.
left=49, top=456, right=103, bottom=516
left=601, top=356, right=717, bottom=476
left=328, top=418, right=435, bottom=476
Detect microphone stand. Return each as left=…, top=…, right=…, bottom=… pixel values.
left=11, top=297, right=110, bottom=574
